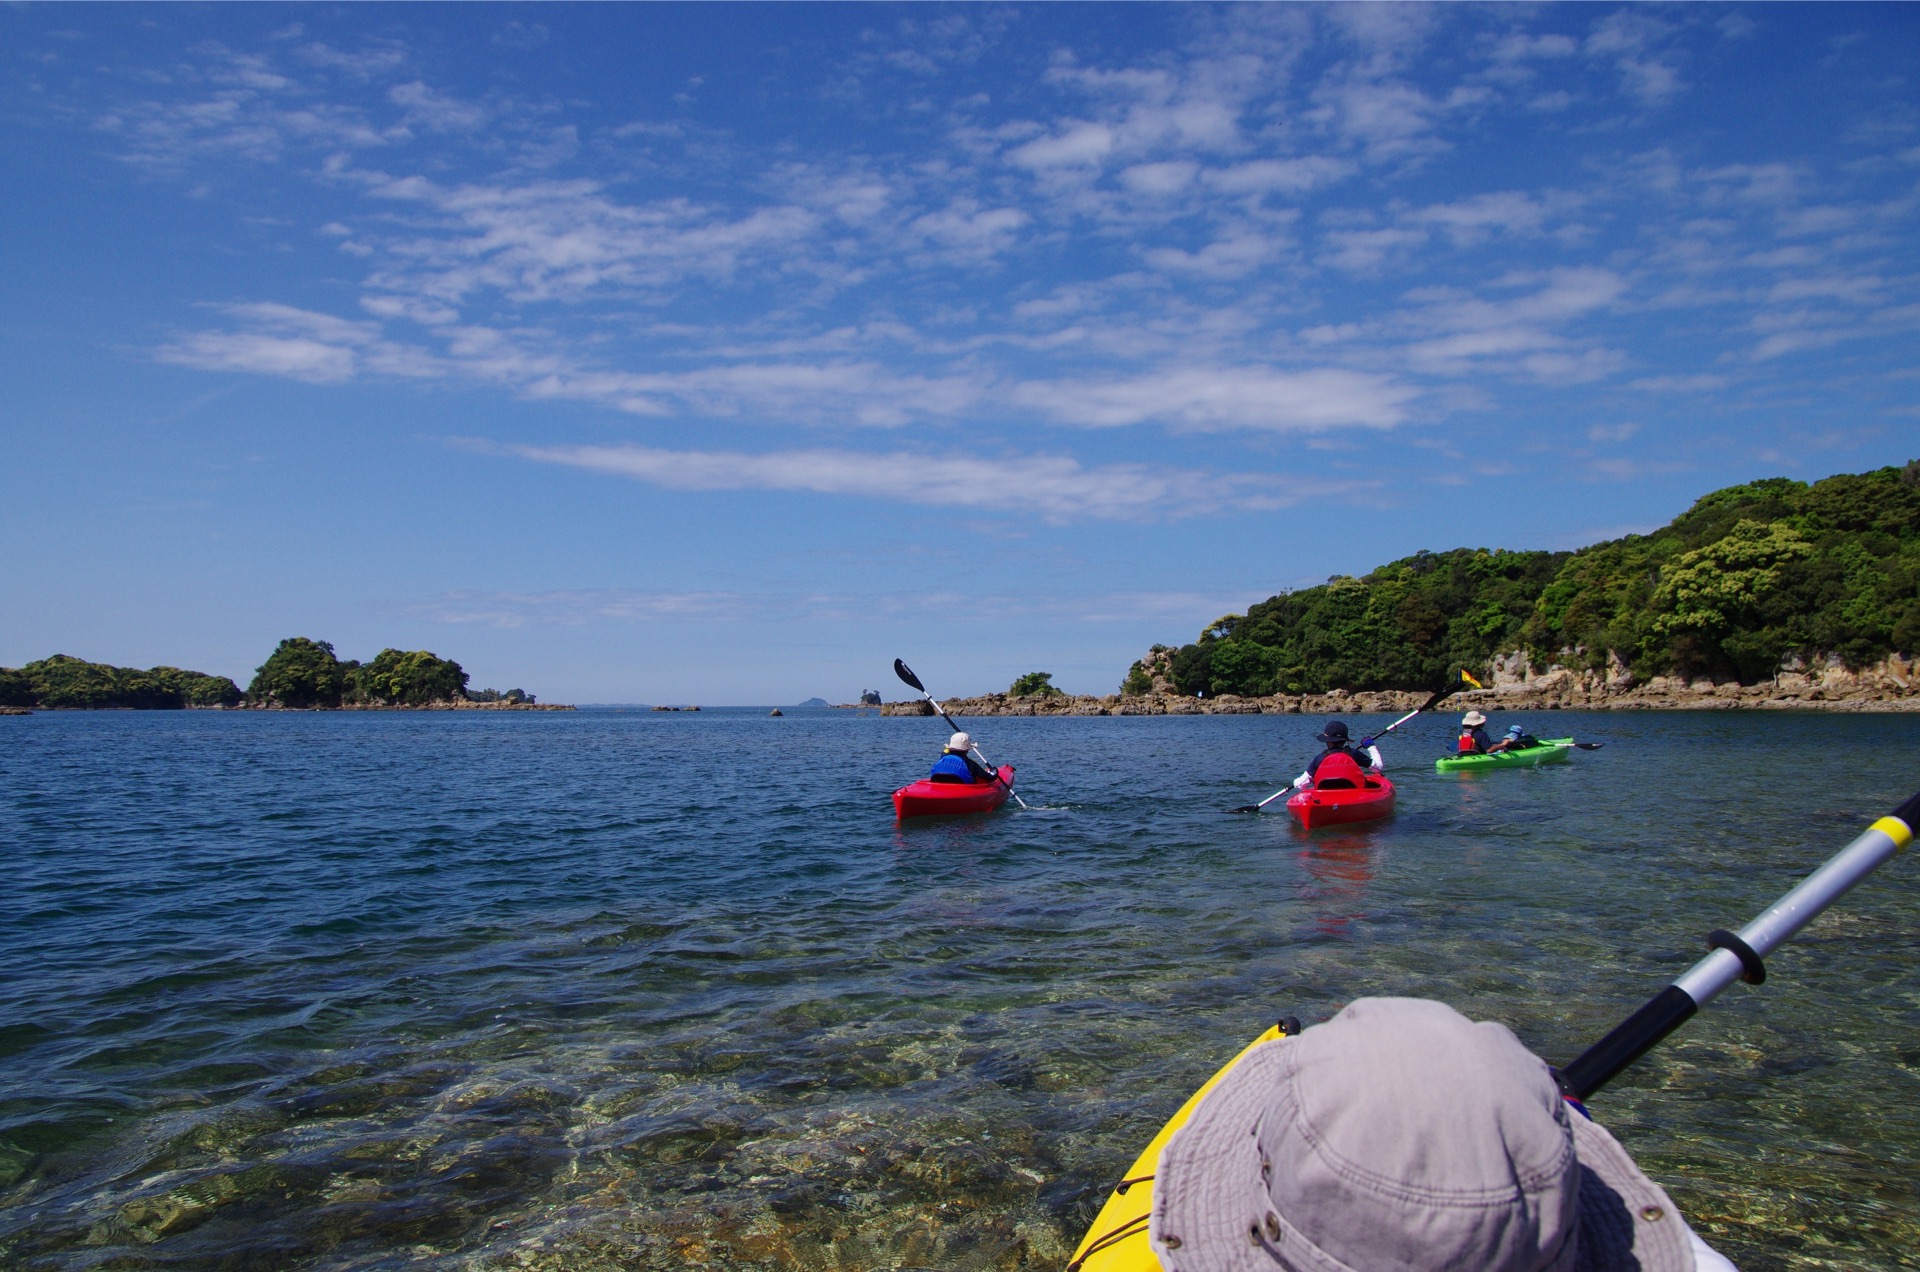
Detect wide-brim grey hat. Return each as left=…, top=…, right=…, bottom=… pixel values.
left=1150, top=999, right=1695, bottom=1272
left=1462, top=710, right=1489, bottom=727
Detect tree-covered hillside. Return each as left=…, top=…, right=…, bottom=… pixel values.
left=247, top=638, right=470, bottom=708
left=0, top=656, right=242, bottom=709
left=1, top=640, right=484, bottom=709
left=1144, top=462, right=1920, bottom=698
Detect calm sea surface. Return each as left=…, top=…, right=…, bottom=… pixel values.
left=2, top=708, right=1918, bottom=1270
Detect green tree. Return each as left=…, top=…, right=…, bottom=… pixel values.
left=148, top=666, right=244, bottom=707
left=0, top=668, right=34, bottom=707
left=1149, top=462, right=1920, bottom=694
left=8, top=656, right=240, bottom=708
left=1008, top=671, right=1063, bottom=697
left=248, top=638, right=348, bottom=708
left=353, top=649, right=469, bottom=705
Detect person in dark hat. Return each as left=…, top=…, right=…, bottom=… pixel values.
left=1289, top=719, right=1383, bottom=794
left=1150, top=997, right=1738, bottom=1271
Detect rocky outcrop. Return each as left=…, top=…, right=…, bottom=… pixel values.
left=869, top=652, right=1919, bottom=717
left=879, top=687, right=1434, bottom=717
left=1458, top=651, right=1918, bottom=712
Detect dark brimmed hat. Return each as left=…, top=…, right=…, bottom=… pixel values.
left=1150, top=998, right=1695, bottom=1272
left=1315, top=720, right=1350, bottom=743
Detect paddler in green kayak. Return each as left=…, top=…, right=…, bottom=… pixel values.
left=1146, top=998, right=1739, bottom=1271
left=1487, top=722, right=1545, bottom=755
left=1456, top=709, right=1494, bottom=753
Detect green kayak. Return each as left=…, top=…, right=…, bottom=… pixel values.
left=1435, top=738, right=1577, bottom=772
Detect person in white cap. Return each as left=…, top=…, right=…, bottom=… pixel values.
left=928, top=731, right=997, bottom=784
left=1457, top=710, right=1493, bottom=754
left=1151, top=997, right=1738, bottom=1271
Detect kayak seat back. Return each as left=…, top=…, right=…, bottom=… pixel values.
left=1312, top=753, right=1366, bottom=791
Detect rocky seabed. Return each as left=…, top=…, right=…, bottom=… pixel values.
left=872, top=653, right=1920, bottom=718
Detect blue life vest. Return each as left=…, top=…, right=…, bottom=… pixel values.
left=930, top=752, right=984, bottom=782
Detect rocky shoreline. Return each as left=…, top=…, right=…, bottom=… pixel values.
left=860, top=653, right=1920, bottom=717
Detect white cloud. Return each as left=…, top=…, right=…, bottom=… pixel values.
left=1011, top=366, right=1415, bottom=431
left=493, top=441, right=1289, bottom=521
left=1322, top=225, right=1429, bottom=272
left=1627, top=374, right=1729, bottom=392
left=1204, top=156, right=1356, bottom=196
left=1121, top=161, right=1200, bottom=195
left=1586, top=422, right=1640, bottom=443
left=1006, top=121, right=1115, bottom=169
left=1142, top=230, right=1281, bottom=278
left=404, top=588, right=748, bottom=627
left=1408, top=191, right=1552, bottom=241
left=159, top=331, right=359, bottom=383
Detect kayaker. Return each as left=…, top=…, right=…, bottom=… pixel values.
left=1487, top=723, right=1543, bottom=754
left=1291, top=720, right=1383, bottom=791
left=1148, top=997, right=1739, bottom=1272
left=1458, top=709, right=1493, bottom=753
left=928, top=731, right=998, bottom=784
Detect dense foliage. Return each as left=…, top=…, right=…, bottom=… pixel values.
left=4, top=641, right=480, bottom=709
left=1148, top=463, right=1920, bottom=697
left=466, top=687, right=534, bottom=704
left=247, top=638, right=469, bottom=707
left=0, top=655, right=242, bottom=709
left=1007, top=671, right=1063, bottom=696
left=248, top=638, right=351, bottom=708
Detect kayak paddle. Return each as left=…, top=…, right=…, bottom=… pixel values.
left=1228, top=671, right=1479, bottom=813
left=892, top=658, right=1029, bottom=810
left=1556, top=788, right=1920, bottom=1100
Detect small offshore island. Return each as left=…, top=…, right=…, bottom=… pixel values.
left=0, top=637, right=570, bottom=713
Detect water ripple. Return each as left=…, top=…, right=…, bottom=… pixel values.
left=0, top=708, right=1916, bottom=1268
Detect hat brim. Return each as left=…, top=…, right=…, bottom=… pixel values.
left=1151, top=1038, right=1698, bottom=1272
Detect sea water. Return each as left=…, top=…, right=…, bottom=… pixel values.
left=2, top=708, right=1917, bottom=1270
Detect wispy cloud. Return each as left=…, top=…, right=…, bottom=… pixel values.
left=483, top=440, right=1330, bottom=522
left=1011, top=366, right=1415, bottom=431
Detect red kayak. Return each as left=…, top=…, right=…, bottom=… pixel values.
left=1286, top=754, right=1394, bottom=830
left=893, top=766, right=1015, bottom=820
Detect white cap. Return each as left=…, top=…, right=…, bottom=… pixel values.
left=948, top=731, right=973, bottom=751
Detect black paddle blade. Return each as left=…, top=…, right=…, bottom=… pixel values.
left=1418, top=670, right=1479, bottom=713
left=1227, top=804, right=1263, bottom=814
left=893, top=658, right=926, bottom=692
left=1574, top=741, right=1606, bottom=750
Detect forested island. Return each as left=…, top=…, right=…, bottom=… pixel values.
left=869, top=462, right=1918, bottom=718
left=1131, top=461, right=1919, bottom=701
left=0, top=638, right=565, bottom=711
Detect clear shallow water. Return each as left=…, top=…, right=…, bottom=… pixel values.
left=1, top=708, right=1917, bottom=1270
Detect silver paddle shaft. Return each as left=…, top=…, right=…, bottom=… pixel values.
left=925, top=692, right=1028, bottom=809
left=1673, top=815, right=1911, bottom=1007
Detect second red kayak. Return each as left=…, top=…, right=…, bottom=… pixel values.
left=1286, top=755, right=1395, bottom=829
left=893, top=766, right=1015, bottom=819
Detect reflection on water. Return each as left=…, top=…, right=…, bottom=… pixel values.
left=0, top=709, right=1916, bottom=1269
left=1295, top=833, right=1380, bottom=939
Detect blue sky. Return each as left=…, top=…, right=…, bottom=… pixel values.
left=3, top=4, right=1916, bottom=703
